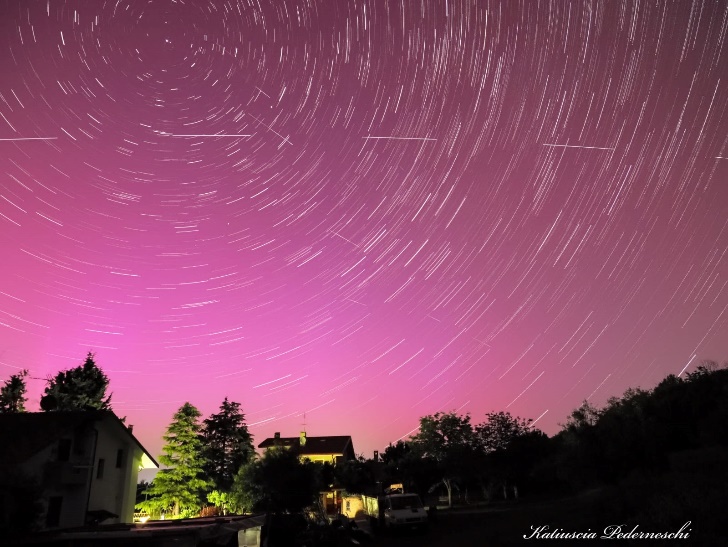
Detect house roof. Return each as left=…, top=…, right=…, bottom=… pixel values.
left=0, top=411, right=158, bottom=468
left=258, top=435, right=354, bottom=456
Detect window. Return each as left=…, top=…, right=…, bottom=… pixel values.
left=96, top=458, right=105, bottom=479
left=115, top=449, right=124, bottom=469
left=73, top=430, right=86, bottom=454
left=57, top=439, right=72, bottom=462
left=46, top=496, right=63, bottom=527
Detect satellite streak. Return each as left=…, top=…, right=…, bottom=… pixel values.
left=364, top=136, right=437, bottom=141
left=0, top=137, right=58, bottom=141
left=543, top=143, right=614, bottom=150
left=162, top=134, right=253, bottom=138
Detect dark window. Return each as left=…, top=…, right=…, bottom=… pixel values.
left=46, top=496, right=63, bottom=527
left=57, top=439, right=72, bottom=462
left=73, top=430, right=86, bottom=454
left=115, top=449, right=124, bottom=468
left=96, top=458, right=105, bottom=479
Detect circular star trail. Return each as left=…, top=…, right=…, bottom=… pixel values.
left=1, top=0, right=727, bottom=458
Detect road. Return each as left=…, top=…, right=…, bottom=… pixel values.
left=352, top=508, right=512, bottom=547
left=351, top=492, right=611, bottom=547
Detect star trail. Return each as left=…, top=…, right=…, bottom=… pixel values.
left=1, top=0, right=727, bottom=460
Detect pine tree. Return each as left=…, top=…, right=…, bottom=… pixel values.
left=40, top=352, right=112, bottom=411
left=0, top=369, right=29, bottom=413
left=202, top=397, right=255, bottom=492
left=141, top=402, right=211, bottom=517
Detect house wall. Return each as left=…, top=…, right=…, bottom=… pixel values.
left=341, top=495, right=364, bottom=519
left=300, top=453, right=343, bottom=464
left=21, top=430, right=96, bottom=529
left=122, top=448, right=144, bottom=522
left=87, top=417, right=141, bottom=524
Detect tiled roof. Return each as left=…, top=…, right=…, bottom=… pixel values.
left=258, top=435, right=353, bottom=456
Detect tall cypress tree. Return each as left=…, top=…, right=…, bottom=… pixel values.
left=202, top=398, right=255, bottom=492
left=0, top=369, right=29, bottom=413
left=142, top=402, right=211, bottom=517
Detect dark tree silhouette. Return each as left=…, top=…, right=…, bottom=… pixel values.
left=231, top=448, right=319, bottom=514
left=40, top=352, right=111, bottom=411
left=408, top=412, right=477, bottom=508
left=333, top=457, right=375, bottom=494
left=381, top=440, right=410, bottom=465
left=201, top=397, right=255, bottom=492
left=475, top=411, right=540, bottom=500
left=0, top=369, right=28, bottom=413
left=475, top=411, right=532, bottom=453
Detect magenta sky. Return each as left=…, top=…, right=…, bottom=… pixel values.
left=1, top=0, right=727, bottom=462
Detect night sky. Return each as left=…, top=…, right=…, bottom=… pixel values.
left=1, top=0, right=727, bottom=462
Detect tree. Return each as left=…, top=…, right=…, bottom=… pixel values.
left=473, top=412, right=545, bottom=500
left=138, top=403, right=211, bottom=518
left=230, top=448, right=319, bottom=514
left=201, top=398, right=255, bottom=492
left=408, top=412, right=477, bottom=508
left=207, top=490, right=241, bottom=516
left=0, top=369, right=29, bottom=413
left=475, top=411, right=532, bottom=453
left=381, top=440, right=410, bottom=465
left=562, top=400, right=601, bottom=432
left=333, top=457, right=375, bottom=494
left=40, top=352, right=111, bottom=411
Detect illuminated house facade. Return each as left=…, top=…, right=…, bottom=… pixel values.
left=0, top=411, right=157, bottom=530
left=258, top=432, right=356, bottom=464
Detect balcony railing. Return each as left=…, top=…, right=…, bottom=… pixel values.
left=44, top=461, right=91, bottom=485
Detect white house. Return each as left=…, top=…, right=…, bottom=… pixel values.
left=0, top=411, right=157, bottom=530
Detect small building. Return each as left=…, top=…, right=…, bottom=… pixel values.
left=0, top=411, right=158, bottom=531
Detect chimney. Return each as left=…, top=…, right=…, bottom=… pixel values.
left=274, top=432, right=280, bottom=439
left=373, top=450, right=379, bottom=462
left=300, top=431, right=306, bottom=446
left=128, top=425, right=134, bottom=433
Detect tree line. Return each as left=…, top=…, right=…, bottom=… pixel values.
left=136, top=399, right=258, bottom=518
left=378, top=362, right=728, bottom=507
left=2, top=353, right=727, bottom=534
left=137, top=402, right=359, bottom=518
left=0, top=352, right=113, bottom=413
